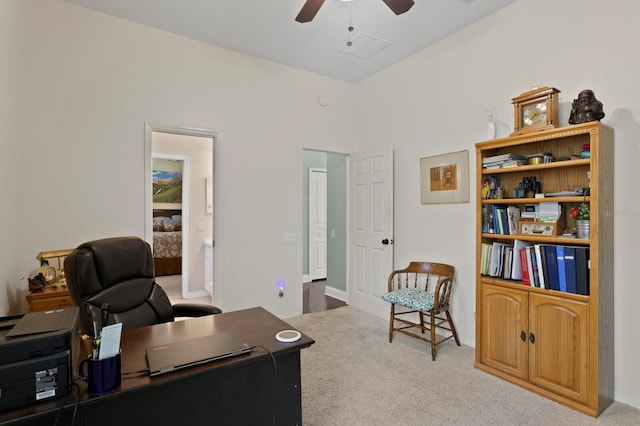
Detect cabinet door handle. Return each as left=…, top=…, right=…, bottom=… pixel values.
left=520, top=331, right=526, bottom=342
left=529, top=332, right=535, bottom=344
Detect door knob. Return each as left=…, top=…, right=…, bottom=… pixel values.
left=381, top=239, right=393, bottom=245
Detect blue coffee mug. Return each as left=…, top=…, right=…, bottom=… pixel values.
left=78, top=352, right=121, bottom=395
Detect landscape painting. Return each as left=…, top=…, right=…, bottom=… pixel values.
left=153, top=170, right=183, bottom=204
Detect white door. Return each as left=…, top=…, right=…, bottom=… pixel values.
left=309, top=168, right=327, bottom=280
left=349, top=145, right=394, bottom=318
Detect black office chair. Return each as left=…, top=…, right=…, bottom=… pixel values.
left=64, top=236, right=221, bottom=336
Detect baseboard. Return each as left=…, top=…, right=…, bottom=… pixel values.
left=302, top=274, right=310, bottom=283
left=184, top=290, right=210, bottom=299
left=324, top=286, right=346, bottom=302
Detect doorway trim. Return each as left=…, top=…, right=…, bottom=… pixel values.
left=144, top=123, right=218, bottom=299
left=302, top=147, right=350, bottom=306
left=151, top=152, right=190, bottom=296
left=309, top=168, right=327, bottom=281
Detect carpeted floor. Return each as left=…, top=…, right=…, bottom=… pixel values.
left=156, top=274, right=212, bottom=305
left=287, top=306, right=640, bottom=426
left=156, top=274, right=182, bottom=300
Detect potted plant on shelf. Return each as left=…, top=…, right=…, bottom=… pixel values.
left=571, top=202, right=590, bottom=239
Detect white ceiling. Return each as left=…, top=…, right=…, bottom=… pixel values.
left=65, top=0, right=517, bottom=83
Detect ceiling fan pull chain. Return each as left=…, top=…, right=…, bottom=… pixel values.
left=346, top=0, right=354, bottom=47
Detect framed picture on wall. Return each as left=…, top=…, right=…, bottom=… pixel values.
left=153, top=169, right=183, bottom=209
left=420, top=150, right=469, bottom=204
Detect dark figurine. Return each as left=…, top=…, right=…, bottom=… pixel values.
left=569, top=89, right=605, bottom=124
left=28, top=272, right=47, bottom=292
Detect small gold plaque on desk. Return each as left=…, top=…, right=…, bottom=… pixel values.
left=518, top=220, right=559, bottom=236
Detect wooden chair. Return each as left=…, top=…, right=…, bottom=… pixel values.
left=381, top=262, right=460, bottom=360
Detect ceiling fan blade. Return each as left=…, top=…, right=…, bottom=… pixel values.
left=382, top=0, right=415, bottom=15
left=295, top=0, right=326, bottom=23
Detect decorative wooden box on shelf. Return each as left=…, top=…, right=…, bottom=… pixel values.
left=474, top=121, right=614, bottom=417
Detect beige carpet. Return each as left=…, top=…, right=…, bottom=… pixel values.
left=287, top=306, right=640, bottom=426
left=156, top=274, right=182, bottom=300
left=156, top=274, right=212, bottom=305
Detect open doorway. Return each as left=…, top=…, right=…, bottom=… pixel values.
left=145, top=124, right=216, bottom=305
left=303, top=150, right=348, bottom=313
left=151, top=153, right=188, bottom=284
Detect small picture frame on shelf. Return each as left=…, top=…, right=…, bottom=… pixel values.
left=420, top=150, right=469, bottom=204
left=518, top=220, right=560, bottom=236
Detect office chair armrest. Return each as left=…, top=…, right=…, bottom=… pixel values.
left=172, top=303, right=222, bottom=317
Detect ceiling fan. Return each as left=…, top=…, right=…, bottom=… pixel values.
left=296, top=0, right=415, bottom=23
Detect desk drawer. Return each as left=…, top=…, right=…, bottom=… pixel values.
left=28, top=296, right=74, bottom=312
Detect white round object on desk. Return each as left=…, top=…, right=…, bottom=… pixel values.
left=275, top=330, right=301, bottom=343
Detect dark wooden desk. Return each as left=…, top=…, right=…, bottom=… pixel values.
left=0, top=307, right=314, bottom=426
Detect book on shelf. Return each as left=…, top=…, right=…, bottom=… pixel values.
left=507, top=206, right=520, bottom=235
left=496, top=206, right=506, bottom=235
left=502, top=159, right=527, bottom=168
left=482, top=153, right=526, bottom=169
left=543, top=245, right=560, bottom=291
left=503, top=246, right=513, bottom=279
left=574, top=247, right=590, bottom=295
left=482, top=241, right=518, bottom=280
left=556, top=245, right=590, bottom=295
left=556, top=246, right=567, bottom=292
left=480, top=243, right=491, bottom=275
left=490, top=204, right=514, bottom=236
left=519, top=248, right=531, bottom=286
left=534, top=244, right=546, bottom=289
left=511, top=240, right=531, bottom=280
left=564, top=246, right=578, bottom=294
left=483, top=163, right=503, bottom=170
left=522, top=204, right=538, bottom=221
left=538, top=244, right=551, bottom=289
left=529, top=246, right=541, bottom=288
left=481, top=241, right=590, bottom=295
left=490, top=242, right=504, bottom=277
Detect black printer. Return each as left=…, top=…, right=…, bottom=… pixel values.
left=0, top=307, right=79, bottom=412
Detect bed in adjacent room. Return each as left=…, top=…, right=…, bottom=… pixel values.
left=152, top=210, right=182, bottom=276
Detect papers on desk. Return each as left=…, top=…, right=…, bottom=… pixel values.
left=98, top=323, right=122, bottom=359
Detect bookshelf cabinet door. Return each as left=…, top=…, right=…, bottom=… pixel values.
left=528, top=293, right=589, bottom=403
left=479, top=284, right=528, bottom=380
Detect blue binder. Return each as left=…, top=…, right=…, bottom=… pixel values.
left=556, top=246, right=567, bottom=292
left=543, top=245, right=560, bottom=291
left=575, top=247, right=590, bottom=295
left=563, top=246, right=577, bottom=294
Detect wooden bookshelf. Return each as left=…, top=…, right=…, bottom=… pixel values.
left=474, top=122, right=614, bottom=417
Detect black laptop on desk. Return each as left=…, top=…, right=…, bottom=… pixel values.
left=145, top=331, right=251, bottom=377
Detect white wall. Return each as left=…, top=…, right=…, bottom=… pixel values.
left=355, top=0, right=640, bottom=409
left=0, top=1, right=20, bottom=315
left=2, top=0, right=358, bottom=318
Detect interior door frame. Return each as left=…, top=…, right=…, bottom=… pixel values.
left=309, top=167, right=327, bottom=281
left=302, top=147, right=350, bottom=307
left=144, top=123, right=218, bottom=299
left=151, top=152, right=190, bottom=296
